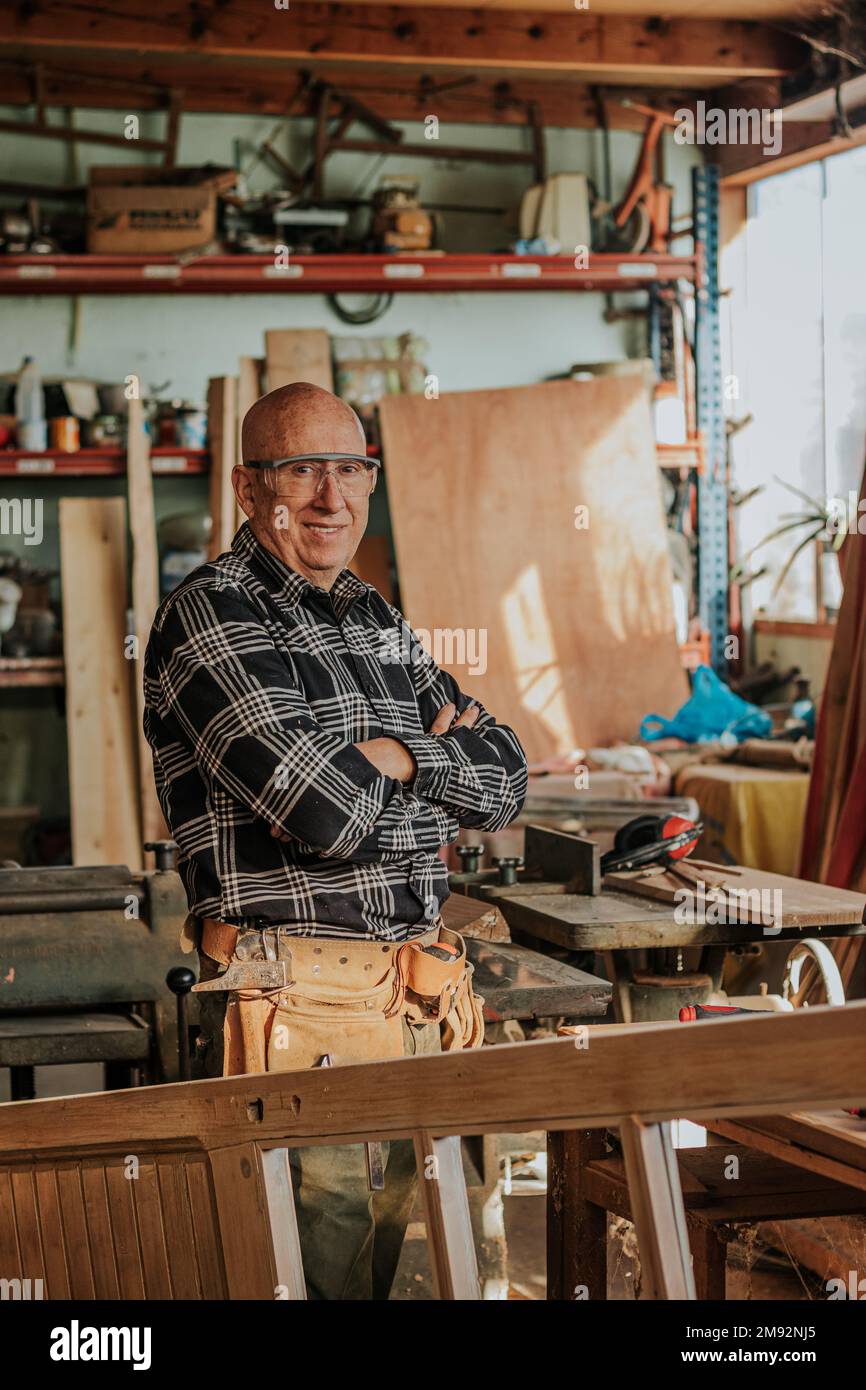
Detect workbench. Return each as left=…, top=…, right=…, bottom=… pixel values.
left=462, top=830, right=866, bottom=1023
left=484, top=879, right=866, bottom=1022
left=451, top=825, right=866, bottom=1297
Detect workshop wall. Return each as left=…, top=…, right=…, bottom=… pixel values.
left=0, top=108, right=701, bottom=826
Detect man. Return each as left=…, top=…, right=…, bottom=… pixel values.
left=144, top=381, right=527, bottom=1299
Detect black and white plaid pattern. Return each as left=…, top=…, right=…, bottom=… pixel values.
left=144, top=522, right=527, bottom=940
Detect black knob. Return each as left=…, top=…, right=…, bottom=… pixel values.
left=145, top=839, right=178, bottom=871
left=492, top=855, right=523, bottom=886
left=166, top=966, right=196, bottom=996
left=456, top=845, right=484, bottom=874
left=166, top=967, right=196, bottom=1082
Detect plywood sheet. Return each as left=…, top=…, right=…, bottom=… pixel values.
left=60, top=497, right=142, bottom=868
left=265, top=328, right=333, bottom=392
left=379, top=378, right=687, bottom=762
left=350, top=533, right=394, bottom=602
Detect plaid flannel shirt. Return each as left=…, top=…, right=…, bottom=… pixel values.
left=144, top=523, right=528, bottom=940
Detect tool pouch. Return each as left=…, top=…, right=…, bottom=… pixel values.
left=399, top=926, right=485, bottom=1051
left=265, top=940, right=405, bottom=1073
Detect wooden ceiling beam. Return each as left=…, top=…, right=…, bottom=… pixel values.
left=0, top=2, right=806, bottom=82
left=705, top=78, right=866, bottom=184
left=0, top=54, right=696, bottom=130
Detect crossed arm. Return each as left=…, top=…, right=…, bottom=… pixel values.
left=147, top=586, right=527, bottom=863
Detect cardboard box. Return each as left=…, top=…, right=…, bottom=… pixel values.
left=86, top=166, right=234, bottom=255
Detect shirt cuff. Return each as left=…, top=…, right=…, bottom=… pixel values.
left=396, top=734, right=454, bottom=799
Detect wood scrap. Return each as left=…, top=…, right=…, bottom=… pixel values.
left=265, top=328, right=333, bottom=392
left=379, top=378, right=688, bottom=764
left=440, top=892, right=510, bottom=942
left=60, top=497, right=142, bottom=869
left=604, top=859, right=866, bottom=928
left=126, top=396, right=168, bottom=851
left=759, top=1216, right=866, bottom=1291
left=207, top=375, right=238, bottom=559
left=235, top=355, right=263, bottom=530
left=707, top=738, right=814, bottom=771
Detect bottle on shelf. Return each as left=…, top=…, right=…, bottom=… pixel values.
left=15, top=356, right=47, bottom=452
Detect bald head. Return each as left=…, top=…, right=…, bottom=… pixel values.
left=232, top=380, right=374, bottom=591
left=241, top=382, right=365, bottom=464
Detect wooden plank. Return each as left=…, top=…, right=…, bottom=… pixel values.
left=604, top=861, right=866, bottom=927
left=55, top=1165, right=96, bottom=1298
left=104, top=1161, right=146, bottom=1299
left=34, top=1168, right=70, bottom=1297
left=156, top=1155, right=203, bottom=1299
left=413, top=1132, right=480, bottom=1300
left=0, top=5, right=804, bottom=82
left=708, top=1113, right=866, bottom=1195
left=260, top=1147, right=306, bottom=1301
left=132, top=1160, right=173, bottom=1298
left=380, top=379, right=688, bottom=763
left=547, top=1127, right=607, bottom=1300
left=80, top=1163, right=120, bottom=1298
left=126, top=394, right=167, bottom=853
left=59, top=497, right=142, bottom=868
left=619, top=1118, right=695, bottom=1299
left=0, top=1167, right=21, bottom=1277
left=235, top=355, right=263, bottom=531
left=0, top=60, right=703, bottom=130
left=207, top=375, right=238, bottom=559
left=583, top=1146, right=866, bottom=1223
left=440, top=892, right=509, bottom=942
left=264, top=329, right=333, bottom=393
left=1, top=1001, right=864, bottom=1157
left=209, top=1143, right=278, bottom=1299
left=9, top=1169, right=44, bottom=1284
left=184, top=1154, right=227, bottom=1299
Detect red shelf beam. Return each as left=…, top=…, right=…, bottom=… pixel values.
left=0, top=252, right=702, bottom=295
left=0, top=657, right=65, bottom=689
left=0, top=447, right=208, bottom=477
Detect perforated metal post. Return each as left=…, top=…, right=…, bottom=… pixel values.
left=693, top=165, right=728, bottom=671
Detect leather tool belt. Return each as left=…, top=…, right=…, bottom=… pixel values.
left=191, top=916, right=485, bottom=1076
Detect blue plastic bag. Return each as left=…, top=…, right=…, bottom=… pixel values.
left=640, top=665, right=773, bottom=744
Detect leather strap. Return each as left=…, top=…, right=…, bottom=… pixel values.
left=201, top=917, right=240, bottom=967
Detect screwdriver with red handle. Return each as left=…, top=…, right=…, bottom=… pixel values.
left=679, top=1004, right=765, bottom=1022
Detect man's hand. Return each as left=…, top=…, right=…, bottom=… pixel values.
left=428, top=701, right=480, bottom=735
left=353, top=736, right=417, bottom=783
left=353, top=704, right=479, bottom=780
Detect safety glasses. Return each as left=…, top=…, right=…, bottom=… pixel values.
left=244, top=453, right=381, bottom=499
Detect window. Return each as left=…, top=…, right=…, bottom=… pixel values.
left=731, top=147, right=866, bottom=621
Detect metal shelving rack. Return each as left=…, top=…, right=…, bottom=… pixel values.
left=0, top=447, right=207, bottom=477
left=0, top=182, right=726, bottom=663
left=0, top=251, right=701, bottom=296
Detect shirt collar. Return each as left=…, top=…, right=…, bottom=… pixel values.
left=232, top=521, right=373, bottom=617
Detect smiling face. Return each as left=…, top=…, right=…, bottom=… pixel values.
left=233, top=383, right=373, bottom=590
